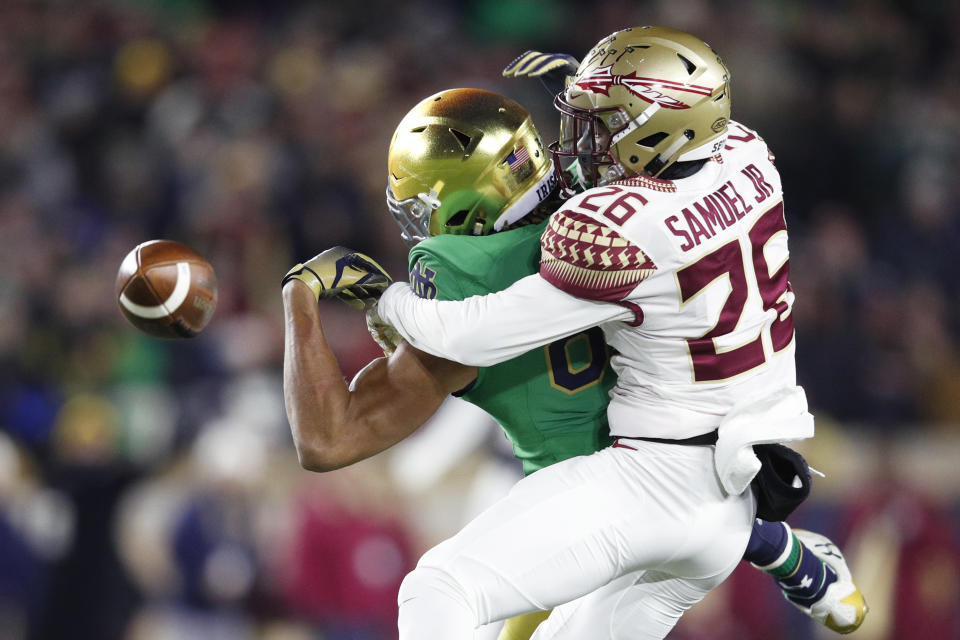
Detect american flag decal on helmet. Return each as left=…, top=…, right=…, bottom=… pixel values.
left=506, top=146, right=531, bottom=171
left=540, top=209, right=656, bottom=301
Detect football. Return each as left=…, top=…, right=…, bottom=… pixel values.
left=116, top=239, right=218, bottom=339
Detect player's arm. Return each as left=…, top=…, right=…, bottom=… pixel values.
left=379, top=207, right=653, bottom=367
left=282, top=271, right=476, bottom=472
left=378, top=273, right=630, bottom=367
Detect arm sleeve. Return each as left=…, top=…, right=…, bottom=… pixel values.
left=378, top=273, right=632, bottom=367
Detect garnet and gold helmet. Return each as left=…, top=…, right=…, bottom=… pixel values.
left=386, top=88, right=555, bottom=247
left=552, top=26, right=731, bottom=188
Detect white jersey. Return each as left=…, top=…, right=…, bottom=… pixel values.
left=379, top=121, right=808, bottom=442
left=539, top=121, right=795, bottom=437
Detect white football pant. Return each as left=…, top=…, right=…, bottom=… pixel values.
left=398, top=441, right=754, bottom=639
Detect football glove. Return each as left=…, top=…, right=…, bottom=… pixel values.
left=365, top=306, right=403, bottom=357
left=502, top=50, right=579, bottom=78
left=282, top=246, right=392, bottom=310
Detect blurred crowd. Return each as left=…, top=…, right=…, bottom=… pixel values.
left=0, top=0, right=958, bottom=638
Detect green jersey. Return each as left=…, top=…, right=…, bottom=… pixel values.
left=407, top=221, right=615, bottom=475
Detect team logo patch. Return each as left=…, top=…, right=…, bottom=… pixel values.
left=410, top=261, right=438, bottom=299
left=573, top=65, right=713, bottom=110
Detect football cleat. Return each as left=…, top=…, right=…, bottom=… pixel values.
left=791, top=529, right=868, bottom=634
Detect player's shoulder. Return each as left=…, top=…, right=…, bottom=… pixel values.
left=408, top=222, right=545, bottom=300
left=539, top=192, right=656, bottom=303
left=410, top=222, right=544, bottom=270
left=545, top=176, right=678, bottom=242
left=724, top=120, right=776, bottom=161
left=560, top=174, right=679, bottom=212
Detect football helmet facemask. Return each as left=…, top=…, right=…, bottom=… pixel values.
left=552, top=26, right=731, bottom=189
left=386, top=88, right=555, bottom=247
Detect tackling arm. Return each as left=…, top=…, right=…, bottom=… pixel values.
left=282, top=281, right=477, bottom=472
left=377, top=273, right=632, bottom=367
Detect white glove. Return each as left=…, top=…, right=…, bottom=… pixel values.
left=365, top=305, right=403, bottom=357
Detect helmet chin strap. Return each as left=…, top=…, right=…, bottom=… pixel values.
left=645, top=134, right=693, bottom=177
left=493, top=169, right=558, bottom=231
left=610, top=102, right=660, bottom=146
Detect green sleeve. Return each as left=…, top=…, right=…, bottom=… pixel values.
left=403, top=226, right=614, bottom=477
left=406, top=222, right=545, bottom=301
left=405, top=239, right=488, bottom=396
left=407, top=244, right=469, bottom=302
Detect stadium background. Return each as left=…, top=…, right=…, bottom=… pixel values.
left=0, top=0, right=958, bottom=638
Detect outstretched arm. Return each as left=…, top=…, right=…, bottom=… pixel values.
left=377, top=273, right=631, bottom=367
left=283, top=281, right=477, bottom=471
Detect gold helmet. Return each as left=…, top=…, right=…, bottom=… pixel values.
left=386, top=88, right=555, bottom=247
left=553, top=26, right=731, bottom=188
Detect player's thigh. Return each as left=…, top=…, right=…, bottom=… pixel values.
left=498, top=611, right=551, bottom=640
left=416, top=451, right=629, bottom=620
left=416, top=445, right=749, bottom=623
left=531, top=570, right=728, bottom=640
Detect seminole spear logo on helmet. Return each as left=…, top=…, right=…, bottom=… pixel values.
left=573, top=65, right=714, bottom=110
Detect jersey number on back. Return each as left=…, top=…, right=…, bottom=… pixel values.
left=677, top=203, right=793, bottom=382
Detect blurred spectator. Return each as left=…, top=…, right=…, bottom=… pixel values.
left=0, top=1, right=958, bottom=638
left=836, top=441, right=960, bottom=640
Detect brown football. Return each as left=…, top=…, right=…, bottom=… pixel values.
left=116, top=240, right=218, bottom=339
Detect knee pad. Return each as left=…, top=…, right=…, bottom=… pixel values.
left=398, top=566, right=480, bottom=636
left=398, top=565, right=475, bottom=613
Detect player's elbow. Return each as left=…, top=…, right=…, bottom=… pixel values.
left=292, top=433, right=347, bottom=473
left=296, top=448, right=342, bottom=473
left=285, top=412, right=349, bottom=473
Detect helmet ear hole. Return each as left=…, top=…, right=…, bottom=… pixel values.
left=445, top=210, right=470, bottom=228
left=677, top=53, right=696, bottom=74
left=449, top=128, right=473, bottom=150
left=637, top=132, right=668, bottom=148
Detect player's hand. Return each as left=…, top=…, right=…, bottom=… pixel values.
left=282, top=246, right=392, bottom=309
left=366, top=305, right=402, bottom=357
left=502, top=50, right=579, bottom=80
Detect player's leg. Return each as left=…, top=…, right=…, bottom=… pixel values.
left=498, top=611, right=551, bottom=640
left=397, top=442, right=753, bottom=640
left=530, top=569, right=731, bottom=640
left=398, top=451, right=630, bottom=640
left=744, top=519, right=867, bottom=633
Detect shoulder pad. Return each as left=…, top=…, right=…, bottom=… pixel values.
left=723, top=121, right=777, bottom=166
left=539, top=208, right=656, bottom=301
